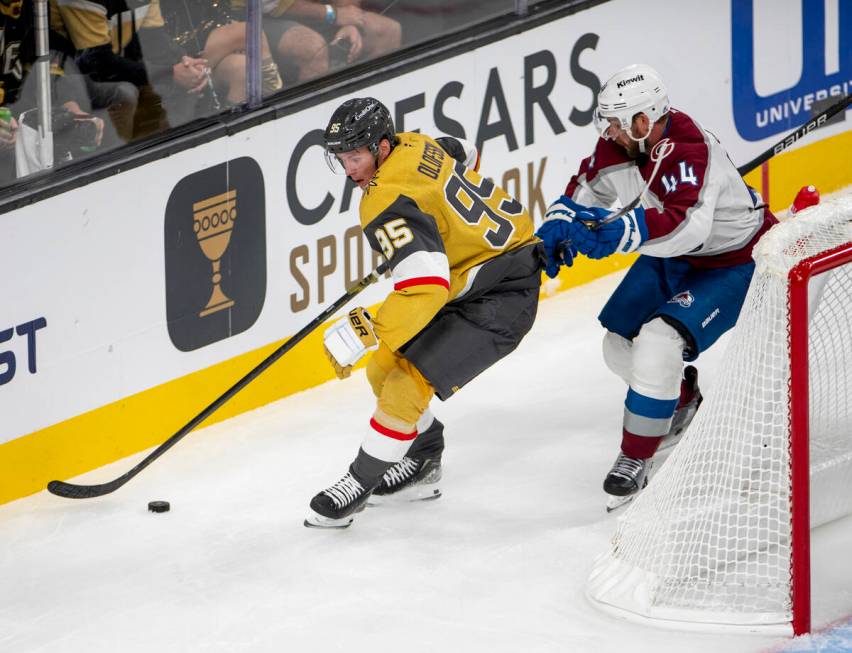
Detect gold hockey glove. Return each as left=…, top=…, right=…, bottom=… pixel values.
left=323, top=307, right=379, bottom=379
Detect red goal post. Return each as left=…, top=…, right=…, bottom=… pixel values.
left=586, top=193, right=852, bottom=636
left=789, top=234, right=852, bottom=634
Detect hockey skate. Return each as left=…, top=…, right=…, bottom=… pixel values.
left=304, top=471, right=374, bottom=529
left=604, top=453, right=652, bottom=513
left=368, top=454, right=442, bottom=505
left=606, top=367, right=703, bottom=513
left=659, top=365, right=703, bottom=452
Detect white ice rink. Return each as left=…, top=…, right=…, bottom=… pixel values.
left=2, top=271, right=851, bottom=653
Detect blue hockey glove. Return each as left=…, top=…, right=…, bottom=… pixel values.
left=543, top=195, right=609, bottom=223
left=536, top=219, right=578, bottom=277
left=566, top=206, right=648, bottom=259
left=536, top=196, right=586, bottom=278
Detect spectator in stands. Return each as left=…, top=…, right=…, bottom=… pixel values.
left=261, top=0, right=401, bottom=84
left=49, top=0, right=139, bottom=145
left=57, top=0, right=283, bottom=138
left=0, top=0, right=104, bottom=183
left=156, top=0, right=283, bottom=103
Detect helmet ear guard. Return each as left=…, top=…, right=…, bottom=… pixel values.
left=595, top=64, right=669, bottom=142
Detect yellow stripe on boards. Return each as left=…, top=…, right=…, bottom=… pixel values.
left=0, top=325, right=338, bottom=505
left=742, top=129, right=851, bottom=213
left=541, top=252, right=636, bottom=295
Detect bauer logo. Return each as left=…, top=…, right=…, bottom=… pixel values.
left=164, top=157, right=266, bottom=352
left=731, top=0, right=851, bottom=142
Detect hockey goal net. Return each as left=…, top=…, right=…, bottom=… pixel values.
left=586, top=192, right=852, bottom=635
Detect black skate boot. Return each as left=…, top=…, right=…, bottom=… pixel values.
left=305, top=470, right=375, bottom=529
left=604, top=452, right=651, bottom=497
left=660, top=365, right=703, bottom=451
left=370, top=418, right=444, bottom=505
left=370, top=455, right=443, bottom=504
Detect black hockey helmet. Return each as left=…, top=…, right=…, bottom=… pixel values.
left=324, top=97, right=396, bottom=169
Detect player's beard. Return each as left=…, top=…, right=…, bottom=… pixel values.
left=621, top=139, right=641, bottom=159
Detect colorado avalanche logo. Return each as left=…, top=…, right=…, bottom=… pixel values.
left=651, top=137, right=675, bottom=162
left=668, top=291, right=694, bottom=308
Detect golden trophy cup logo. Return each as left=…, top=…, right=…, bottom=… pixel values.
left=193, top=189, right=237, bottom=317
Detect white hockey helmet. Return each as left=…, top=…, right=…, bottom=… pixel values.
left=595, top=64, right=670, bottom=141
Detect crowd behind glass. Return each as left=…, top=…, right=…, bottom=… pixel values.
left=0, top=0, right=537, bottom=187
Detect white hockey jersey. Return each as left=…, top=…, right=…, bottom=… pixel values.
left=565, top=109, right=777, bottom=268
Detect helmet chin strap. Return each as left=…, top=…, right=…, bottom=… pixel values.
left=626, top=115, right=653, bottom=154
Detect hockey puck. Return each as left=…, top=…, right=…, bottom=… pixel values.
left=148, top=500, right=170, bottom=513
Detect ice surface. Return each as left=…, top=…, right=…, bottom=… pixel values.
left=2, top=272, right=850, bottom=653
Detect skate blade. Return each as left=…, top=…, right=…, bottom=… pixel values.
left=606, top=494, right=636, bottom=513
left=657, top=430, right=683, bottom=452
left=368, top=485, right=442, bottom=506
left=605, top=461, right=652, bottom=514
left=303, top=510, right=355, bottom=529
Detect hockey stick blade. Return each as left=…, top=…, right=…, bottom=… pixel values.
left=48, top=477, right=132, bottom=499
left=47, top=261, right=390, bottom=500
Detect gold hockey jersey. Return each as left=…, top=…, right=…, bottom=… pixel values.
left=360, top=131, right=537, bottom=352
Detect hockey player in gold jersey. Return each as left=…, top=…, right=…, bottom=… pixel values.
left=305, top=97, right=544, bottom=528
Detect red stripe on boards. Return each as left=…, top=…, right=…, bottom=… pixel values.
left=369, top=417, right=417, bottom=441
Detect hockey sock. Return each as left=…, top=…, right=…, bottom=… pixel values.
left=362, top=411, right=418, bottom=462
left=350, top=447, right=394, bottom=488
left=620, top=429, right=663, bottom=459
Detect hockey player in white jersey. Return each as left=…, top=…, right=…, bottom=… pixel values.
left=536, top=64, right=778, bottom=507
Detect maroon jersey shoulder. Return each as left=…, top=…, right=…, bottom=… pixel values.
left=663, top=109, right=706, bottom=146
left=565, top=138, right=632, bottom=196
left=643, top=110, right=712, bottom=240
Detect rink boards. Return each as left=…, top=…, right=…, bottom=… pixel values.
left=1, top=0, right=849, bottom=504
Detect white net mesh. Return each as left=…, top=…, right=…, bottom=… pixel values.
left=586, top=193, right=852, bottom=630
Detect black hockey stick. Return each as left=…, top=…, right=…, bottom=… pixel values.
left=47, top=261, right=390, bottom=499
left=737, top=92, right=851, bottom=176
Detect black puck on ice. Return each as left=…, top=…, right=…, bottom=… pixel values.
left=148, top=500, right=170, bottom=513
